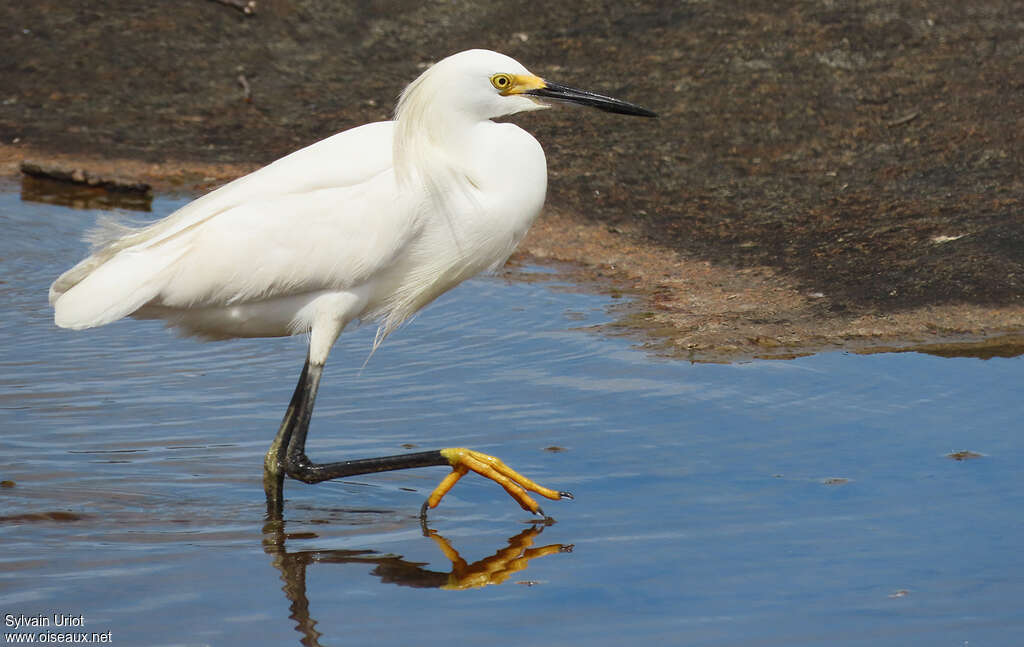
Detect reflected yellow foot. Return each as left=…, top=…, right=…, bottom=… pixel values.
left=426, top=526, right=574, bottom=590
left=423, top=447, right=572, bottom=515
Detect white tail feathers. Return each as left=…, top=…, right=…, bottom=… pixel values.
left=50, top=246, right=183, bottom=330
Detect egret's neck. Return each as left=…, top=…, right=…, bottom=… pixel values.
left=392, top=89, right=485, bottom=189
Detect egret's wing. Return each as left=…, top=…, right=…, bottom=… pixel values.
left=149, top=175, right=418, bottom=309
left=51, top=121, right=405, bottom=329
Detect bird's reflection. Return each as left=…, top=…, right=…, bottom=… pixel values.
left=262, top=497, right=573, bottom=646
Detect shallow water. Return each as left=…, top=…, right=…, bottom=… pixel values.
left=2, top=189, right=1022, bottom=646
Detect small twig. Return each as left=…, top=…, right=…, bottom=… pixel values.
left=238, top=74, right=252, bottom=102
left=886, top=110, right=920, bottom=128
left=208, top=0, right=256, bottom=15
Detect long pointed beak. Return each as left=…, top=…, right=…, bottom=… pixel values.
left=525, top=81, right=657, bottom=118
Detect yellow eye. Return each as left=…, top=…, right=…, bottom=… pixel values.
left=490, top=73, right=513, bottom=93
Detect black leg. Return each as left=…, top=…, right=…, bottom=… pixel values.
left=264, top=356, right=314, bottom=472
left=263, top=355, right=315, bottom=511
left=263, top=353, right=569, bottom=516
left=267, top=355, right=450, bottom=484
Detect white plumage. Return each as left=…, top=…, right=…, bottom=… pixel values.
left=51, top=51, right=549, bottom=364
left=49, top=49, right=655, bottom=515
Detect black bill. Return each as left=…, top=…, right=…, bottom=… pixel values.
left=526, top=81, right=657, bottom=118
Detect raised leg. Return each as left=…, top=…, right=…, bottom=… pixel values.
left=263, top=353, right=572, bottom=517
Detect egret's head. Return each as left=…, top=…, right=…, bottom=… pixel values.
left=396, top=49, right=657, bottom=126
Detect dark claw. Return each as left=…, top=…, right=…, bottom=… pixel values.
left=419, top=500, right=430, bottom=521
left=559, top=491, right=574, bottom=500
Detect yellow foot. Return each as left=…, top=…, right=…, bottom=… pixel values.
left=422, top=448, right=572, bottom=516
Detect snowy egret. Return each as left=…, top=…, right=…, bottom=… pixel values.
left=49, top=49, right=656, bottom=517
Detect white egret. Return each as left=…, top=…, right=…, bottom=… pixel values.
left=49, top=49, right=656, bottom=517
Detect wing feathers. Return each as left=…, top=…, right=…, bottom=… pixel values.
left=49, top=121, right=398, bottom=331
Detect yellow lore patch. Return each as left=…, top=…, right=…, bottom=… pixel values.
left=492, top=73, right=547, bottom=96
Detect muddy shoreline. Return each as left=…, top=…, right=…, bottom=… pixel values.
left=7, top=146, right=1021, bottom=361
left=3, top=1, right=1021, bottom=360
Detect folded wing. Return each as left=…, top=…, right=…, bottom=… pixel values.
left=50, top=121, right=408, bottom=331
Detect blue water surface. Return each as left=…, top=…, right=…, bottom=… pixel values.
left=1, top=188, right=1021, bottom=646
